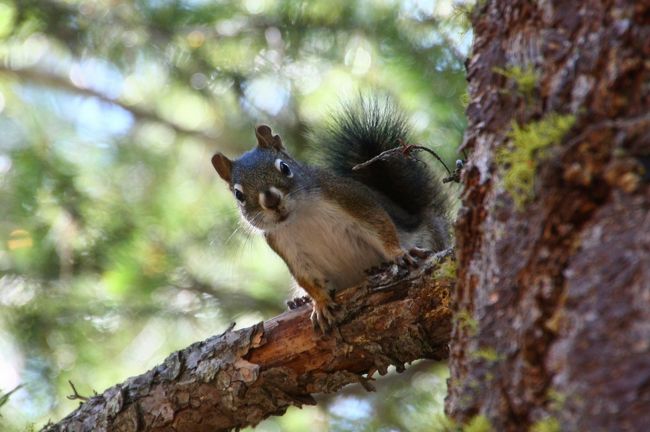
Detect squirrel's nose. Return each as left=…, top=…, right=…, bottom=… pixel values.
left=259, top=188, right=282, bottom=210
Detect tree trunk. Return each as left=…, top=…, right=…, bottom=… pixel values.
left=447, top=1, right=650, bottom=431
left=44, top=253, right=453, bottom=432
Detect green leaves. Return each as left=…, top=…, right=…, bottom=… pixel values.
left=0, top=0, right=16, bottom=39
left=0, top=1, right=469, bottom=430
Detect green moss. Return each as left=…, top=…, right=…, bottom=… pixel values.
left=493, top=65, right=539, bottom=97
left=427, top=414, right=496, bottom=432
left=431, top=413, right=460, bottom=431
left=531, top=417, right=560, bottom=432
left=472, top=347, right=502, bottom=363
left=460, top=89, right=470, bottom=108
left=464, top=415, right=492, bottom=432
left=452, top=0, right=488, bottom=31
left=547, top=389, right=567, bottom=410
left=454, top=309, right=478, bottom=336
left=497, top=113, right=576, bottom=209
left=434, top=258, right=458, bottom=280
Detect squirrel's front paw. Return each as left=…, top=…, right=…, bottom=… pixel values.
left=395, top=247, right=432, bottom=268
left=286, top=295, right=312, bottom=310
left=408, top=246, right=432, bottom=259
left=310, top=299, right=340, bottom=334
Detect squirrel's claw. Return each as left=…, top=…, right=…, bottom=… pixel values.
left=287, top=295, right=312, bottom=310
left=408, top=247, right=432, bottom=259
left=396, top=251, right=418, bottom=268
left=396, top=247, right=432, bottom=268
left=310, top=300, right=339, bottom=334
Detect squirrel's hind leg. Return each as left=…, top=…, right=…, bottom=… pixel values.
left=310, top=298, right=339, bottom=334
left=380, top=232, right=431, bottom=269
left=293, top=276, right=343, bottom=334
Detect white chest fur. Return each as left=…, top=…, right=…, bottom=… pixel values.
left=268, top=200, right=389, bottom=290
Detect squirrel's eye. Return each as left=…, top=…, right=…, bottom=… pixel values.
left=233, top=185, right=245, bottom=202
left=274, top=159, right=293, bottom=178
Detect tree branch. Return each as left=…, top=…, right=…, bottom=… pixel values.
left=0, top=65, right=218, bottom=144
left=43, top=251, right=454, bottom=432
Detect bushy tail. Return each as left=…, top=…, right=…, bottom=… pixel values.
left=313, top=97, right=448, bottom=219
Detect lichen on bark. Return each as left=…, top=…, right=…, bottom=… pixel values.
left=497, top=113, right=575, bottom=208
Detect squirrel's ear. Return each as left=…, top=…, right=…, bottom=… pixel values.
left=255, top=125, right=284, bottom=151
left=211, top=152, right=232, bottom=182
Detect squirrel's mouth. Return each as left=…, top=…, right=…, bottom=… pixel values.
left=262, top=207, right=290, bottom=225
left=274, top=207, right=292, bottom=223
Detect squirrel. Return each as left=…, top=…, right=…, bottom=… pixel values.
left=211, top=99, right=450, bottom=333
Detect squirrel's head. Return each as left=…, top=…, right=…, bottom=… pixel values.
left=211, top=125, right=313, bottom=231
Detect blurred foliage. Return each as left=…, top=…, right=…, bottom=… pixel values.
left=0, top=0, right=470, bottom=430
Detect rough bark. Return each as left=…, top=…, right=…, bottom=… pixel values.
left=44, top=251, right=453, bottom=432
left=448, top=1, right=650, bottom=431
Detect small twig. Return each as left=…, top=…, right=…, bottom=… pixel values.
left=0, top=65, right=218, bottom=144
left=66, top=381, right=89, bottom=402
left=352, top=139, right=453, bottom=176
left=443, top=159, right=465, bottom=183
left=0, top=384, right=23, bottom=414
left=370, top=247, right=455, bottom=292
left=351, top=144, right=406, bottom=171
left=219, top=322, right=237, bottom=336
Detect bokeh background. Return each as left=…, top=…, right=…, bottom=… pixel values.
left=0, top=0, right=471, bottom=430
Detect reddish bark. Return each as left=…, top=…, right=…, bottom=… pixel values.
left=447, top=0, right=650, bottom=430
